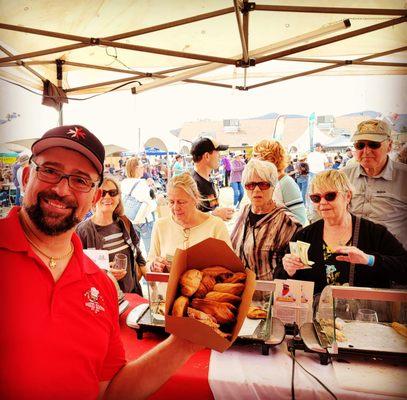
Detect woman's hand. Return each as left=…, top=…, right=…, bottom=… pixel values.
left=109, top=267, right=127, bottom=281
left=282, top=254, right=306, bottom=276
left=334, top=246, right=370, bottom=265
left=150, top=256, right=171, bottom=272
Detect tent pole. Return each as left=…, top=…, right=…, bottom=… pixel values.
left=133, top=20, right=350, bottom=94
left=256, top=16, right=406, bottom=64
left=249, top=46, right=407, bottom=89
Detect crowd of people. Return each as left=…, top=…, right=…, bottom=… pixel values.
left=1, top=118, right=406, bottom=398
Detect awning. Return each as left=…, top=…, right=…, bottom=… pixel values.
left=0, top=1, right=405, bottom=100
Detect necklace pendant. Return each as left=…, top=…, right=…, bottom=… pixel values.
left=49, top=257, right=57, bottom=269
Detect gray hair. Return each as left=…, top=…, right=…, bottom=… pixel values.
left=242, top=158, right=279, bottom=187
left=167, top=172, right=203, bottom=207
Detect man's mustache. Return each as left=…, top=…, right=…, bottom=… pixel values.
left=38, top=191, right=78, bottom=209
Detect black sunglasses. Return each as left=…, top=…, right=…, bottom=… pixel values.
left=309, top=191, right=338, bottom=203
left=101, top=189, right=119, bottom=197
left=354, top=141, right=382, bottom=150
left=244, top=181, right=271, bottom=191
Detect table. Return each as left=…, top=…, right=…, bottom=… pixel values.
left=121, top=295, right=407, bottom=400
left=120, top=294, right=214, bottom=400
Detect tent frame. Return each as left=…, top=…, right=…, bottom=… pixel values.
left=0, top=2, right=406, bottom=95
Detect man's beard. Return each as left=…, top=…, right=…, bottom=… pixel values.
left=24, top=191, right=80, bottom=236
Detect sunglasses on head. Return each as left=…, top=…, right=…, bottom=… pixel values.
left=244, top=181, right=271, bottom=191
left=354, top=141, right=382, bottom=150
left=309, top=191, right=338, bottom=203
left=101, top=189, right=119, bottom=197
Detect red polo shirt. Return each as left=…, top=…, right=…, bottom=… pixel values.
left=0, top=207, right=126, bottom=400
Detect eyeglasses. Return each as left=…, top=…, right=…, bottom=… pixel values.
left=309, top=191, right=338, bottom=203
left=101, top=189, right=119, bottom=197
left=354, top=141, right=382, bottom=150
left=244, top=181, right=272, bottom=191
left=31, top=160, right=97, bottom=193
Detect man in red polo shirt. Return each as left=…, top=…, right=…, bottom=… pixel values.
left=0, top=125, right=200, bottom=400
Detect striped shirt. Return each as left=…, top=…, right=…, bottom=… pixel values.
left=95, top=222, right=132, bottom=264
left=231, top=205, right=301, bottom=280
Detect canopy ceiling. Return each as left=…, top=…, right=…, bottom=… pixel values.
left=0, top=1, right=406, bottom=99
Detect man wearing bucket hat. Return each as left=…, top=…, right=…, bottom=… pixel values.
left=191, top=136, right=234, bottom=221
left=0, top=125, right=200, bottom=399
left=343, top=119, right=407, bottom=249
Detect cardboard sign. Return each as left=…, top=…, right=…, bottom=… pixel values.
left=273, top=279, right=314, bottom=326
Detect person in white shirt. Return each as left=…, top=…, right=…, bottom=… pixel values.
left=121, top=157, right=157, bottom=254
left=149, top=172, right=231, bottom=272
left=16, top=154, right=30, bottom=202
left=307, top=143, right=329, bottom=177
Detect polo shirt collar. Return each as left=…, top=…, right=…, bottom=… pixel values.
left=0, top=206, right=99, bottom=275
left=357, top=156, right=393, bottom=181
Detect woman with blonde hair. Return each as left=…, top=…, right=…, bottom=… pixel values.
left=253, top=139, right=308, bottom=226
left=275, top=170, right=407, bottom=294
left=121, top=156, right=156, bottom=254
left=77, top=176, right=146, bottom=294
left=149, top=172, right=231, bottom=272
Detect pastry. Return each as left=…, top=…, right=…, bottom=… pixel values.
left=392, top=322, right=407, bottom=338
left=180, top=269, right=202, bottom=297
left=223, top=272, right=247, bottom=283
left=201, top=266, right=233, bottom=281
left=247, top=306, right=267, bottom=319
left=187, top=307, right=219, bottom=328
left=205, top=291, right=241, bottom=304
left=191, top=298, right=236, bottom=324
left=321, top=325, right=347, bottom=342
left=194, top=274, right=216, bottom=298
left=172, top=296, right=189, bottom=317
left=213, top=283, right=245, bottom=296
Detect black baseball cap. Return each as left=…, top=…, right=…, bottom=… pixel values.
left=31, top=125, right=105, bottom=177
left=190, top=137, right=228, bottom=158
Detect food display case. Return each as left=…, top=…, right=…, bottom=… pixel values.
left=237, top=280, right=285, bottom=355
left=127, top=272, right=168, bottom=339
left=127, top=275, right=285, bottom=353
left=301, top=286, right=407, bottom=364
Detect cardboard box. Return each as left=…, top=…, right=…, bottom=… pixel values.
left=165, top=238, right=256, bottom=352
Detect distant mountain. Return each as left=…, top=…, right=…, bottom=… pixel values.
left=340, top=110, right=381, bottom=118
left=248, top=113, right=307, bottom=120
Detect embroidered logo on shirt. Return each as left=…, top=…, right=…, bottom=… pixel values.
left=84, top=287, right=105, bottom=314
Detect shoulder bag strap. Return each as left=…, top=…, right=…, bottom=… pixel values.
left=128, top=180, right=139, bottom=196
left=348, top=216, right=361, bottom=286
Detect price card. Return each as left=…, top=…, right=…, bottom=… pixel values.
left=83, top=249, right=110, bottom=270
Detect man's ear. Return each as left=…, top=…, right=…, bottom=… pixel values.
left=21, top=165, right=31, bottom=189
left=92, top=188, right=102, bottom=207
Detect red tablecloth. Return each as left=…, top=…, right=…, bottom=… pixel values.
left=120, top=294, right=214, bottom=400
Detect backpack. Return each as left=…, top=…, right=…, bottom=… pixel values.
left=122, top=181, right=143, bottom=221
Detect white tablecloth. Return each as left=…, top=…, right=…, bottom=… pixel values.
left=208, top=340, right=407, bottom=400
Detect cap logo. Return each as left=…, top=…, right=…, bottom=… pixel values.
left=67, top=126, right=86, bottom=140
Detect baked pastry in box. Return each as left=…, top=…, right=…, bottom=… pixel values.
left=165, top=238, right=256, bottom=352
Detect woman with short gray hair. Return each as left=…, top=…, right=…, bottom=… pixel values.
left=231, top=158, right=301, bottom=280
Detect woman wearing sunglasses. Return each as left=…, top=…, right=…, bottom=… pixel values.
left=231, top=158, right=301, bottom=280
left=253, top=139, right=308, bottom=226
left=77, top=176, right=146, bottom=295
left=276, top=170, right=407, bottom=294
left=149, top=173, right=231, bottom=272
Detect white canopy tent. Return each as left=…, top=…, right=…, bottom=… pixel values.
left=0, top=0, right=405, bottom=101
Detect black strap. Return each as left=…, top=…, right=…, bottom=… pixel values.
left=349, top=216, right=361, bottom=286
